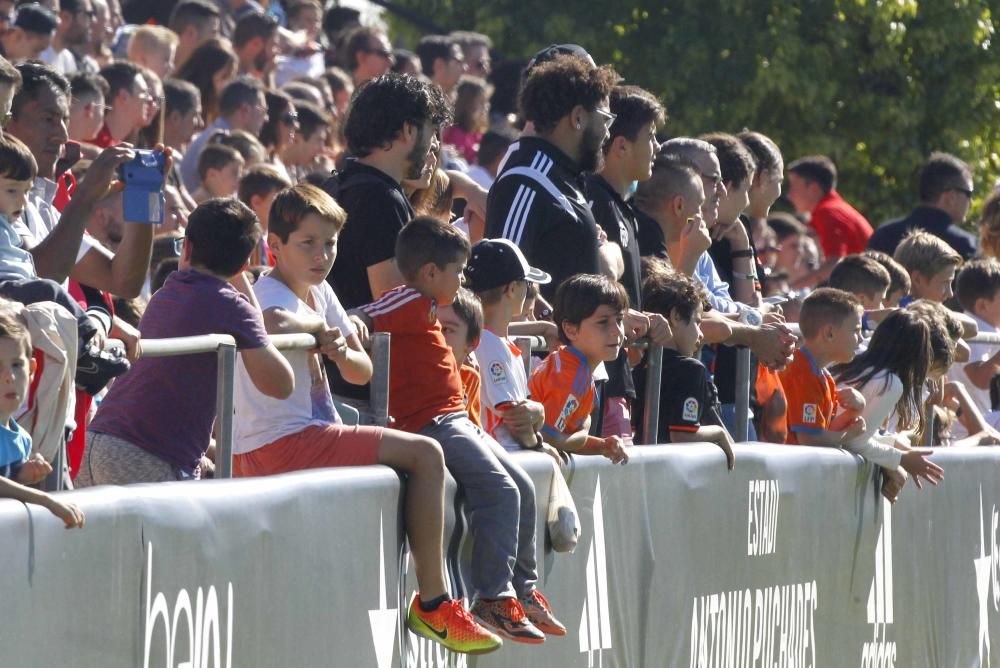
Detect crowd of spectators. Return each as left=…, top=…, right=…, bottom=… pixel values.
left=0, top=0, right=999, bottom=655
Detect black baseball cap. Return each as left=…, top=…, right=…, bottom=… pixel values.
left=14, top=3, right=58, bottom=35
left=525, top=44, right=594, bottom=74
left=464, top=239, right=551, bottom=292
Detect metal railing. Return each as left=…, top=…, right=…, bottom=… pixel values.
left=134, top=332, right=392, bottom=479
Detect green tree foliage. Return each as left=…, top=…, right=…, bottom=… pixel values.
left=390, top=0, right=998, bottom=225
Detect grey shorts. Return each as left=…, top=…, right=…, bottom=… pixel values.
left=75, top=432, right=195, bottom=487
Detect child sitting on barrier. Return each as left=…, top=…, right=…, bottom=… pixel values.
left=463, top=239, right=554, bottom=452
left=832, top=310, right=944, bottom=500
left=635, top=269, right=735, bottom=468
left=437, top=287, right=486, bottom=430
left=230, top=186, right=501, bottom=656
left=526, top=274, right=630, bottom=464
left=79, top=199, right=295, bottom=486
left=0, top=310, right=84, bottom=528
left=353, top=217, right=566, bottom=645
left=779, top=288, right=868, bottom=446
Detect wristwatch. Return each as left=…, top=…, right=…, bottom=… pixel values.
left=739, top=307, right=763, bottom=327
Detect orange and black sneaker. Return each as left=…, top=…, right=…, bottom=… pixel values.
left=520, top=589, right=566, bottom=636
left=407, top=594, right=503, bottom=655
left=470, top=596, right=546, bottom=644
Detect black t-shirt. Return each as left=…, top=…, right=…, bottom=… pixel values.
left=321, top=160, right=414, bottom=400
left=485, top=137, right=600, bottom=301
left=585, top=174, right=642, bottom=308
left=584, top=174, right=641, bottom=400
left=706, top=215, right=763, bottom=405
left=322, top=160, right=414, bottom=309
left=633, top=349, right=721, bottom=443
left=636, top=208, right=669, bottom=263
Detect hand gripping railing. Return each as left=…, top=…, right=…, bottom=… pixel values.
left=134, top=332, right=391, bottom=479
left=512, top=337, right=664, bottom=444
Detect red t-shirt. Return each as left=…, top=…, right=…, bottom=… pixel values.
left=778, top=347, right=838, bottom=445
left=810, top=190, right=873, bottom=259
left=361, top=286, right=465, bottom=433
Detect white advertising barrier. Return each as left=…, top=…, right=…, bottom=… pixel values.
left=3, top=444, right=1000, bottom=667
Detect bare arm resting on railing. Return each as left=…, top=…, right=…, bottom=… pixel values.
left=0, top=476, right=84, bottom=529
left=261, top=306, right=372, bottom=385
left=229, top=272, right=294, bottom=399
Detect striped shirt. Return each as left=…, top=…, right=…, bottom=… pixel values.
left=484, top=137, right=600, bottom=301
left=361, top=285, right=465, bottom=433
left=529, top=346, right=597, bottom=439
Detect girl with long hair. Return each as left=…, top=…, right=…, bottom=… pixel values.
left=833, top=310, right=944, bottom=494
left=442, top=76, right=488, bottom=164
left=175, top=38, right=238, bottom=124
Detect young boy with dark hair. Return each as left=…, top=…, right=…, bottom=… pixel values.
left=954, top=259, right=1000, bottom=428
left=79, top=198, right=294, bottom=486
left=232, top=185, right=501, bottom=655
left=0, top=310, right=84, bottom=528
left=464, top=238, right=554, bottom=451
left=828, top=254, right=891, bottom=310
left=353, top=216, right=565, bottom=644
left=527, top=273, right=630, bottom=463
left=193, top=143, right=244, bottom=203
left=238, top=164, right=292, bottom=267
left=638, top=270, right=735, bottom=467
left=864, top=250, right=910, bottom=308
left=779, top=288, right=867, bottom=446
left=437, top=287, right=486, bottom=429
left=0, top=134, right=125, bottom=394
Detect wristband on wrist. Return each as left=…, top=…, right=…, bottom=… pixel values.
left=731, top=249, right=754, bottom=258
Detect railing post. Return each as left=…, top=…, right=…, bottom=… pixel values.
left=215, top=342, right=237, bottom=479
left=735, top=347, right=751, bottom=442
left=515, top=337, right=533, bottom=377
left=642, top=344, right=663, bottom=445
left=370, top=333, right=391, bottom=427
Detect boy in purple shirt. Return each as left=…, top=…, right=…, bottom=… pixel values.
left=77, top=198, right=293, bottom=485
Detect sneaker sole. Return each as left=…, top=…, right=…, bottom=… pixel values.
left=407, top=613, right=503, bottom=655
left=471, top=613, right=545, bottom=645
left=532, top=624, right=567, bottom=637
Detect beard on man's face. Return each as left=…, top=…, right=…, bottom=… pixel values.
left=405, top=127, right=433, bottom=180
left=578, top=123, right=606, bottom=173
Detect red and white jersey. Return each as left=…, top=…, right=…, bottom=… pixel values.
left=476, top=329, right=528, bottom=449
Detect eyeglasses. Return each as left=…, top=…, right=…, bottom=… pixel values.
left=77, top=9, right=96, bottom=18
left=173, top=237, right=185, bottom=256
left=280, top=111, right=299, bottom=125
left=700, top=171, right=723, bottom=189
left=951, top=187, right=974, bottom=199
left=594, top=107, right=616, bottom=130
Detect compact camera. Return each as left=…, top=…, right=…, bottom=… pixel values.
left=119, top=149, right=167, bottom=224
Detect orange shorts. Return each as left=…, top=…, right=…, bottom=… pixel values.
left=233, top=423, right=383, bottom=477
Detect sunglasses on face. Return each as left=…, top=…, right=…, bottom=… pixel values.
left=594, top=107, right=616, bottom=130
left=280, top=111, right=299, bottom=124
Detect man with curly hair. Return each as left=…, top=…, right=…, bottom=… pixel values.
left=322, top=72, right=451, bottom=309
left=321, top=73, right=451, bottom=406
left=484, top=54, right=619, bottom=300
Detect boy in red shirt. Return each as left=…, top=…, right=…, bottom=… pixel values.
left=779, top=288, right=867, bottom=445
left=528, top=274, right=629, bottom=463
left=354, top=217, right=565, bottom=645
